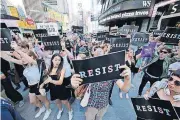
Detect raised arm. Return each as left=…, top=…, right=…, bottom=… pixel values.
left=116, top=65, right=131, bottom=93
left=11, top=41, right=36, bottom=64
left=15, top=49, right=36, bottom=64
left=0, top=51, right=23, bottom=65
left=65, top=48, right=74, bottom=60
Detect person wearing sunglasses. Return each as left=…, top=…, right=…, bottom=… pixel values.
left=143, top=69, right=180, bottom=118
left=138, top=45, right=180, bottom=97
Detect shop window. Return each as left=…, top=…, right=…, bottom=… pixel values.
left=140, top=19, right=149, bottom=32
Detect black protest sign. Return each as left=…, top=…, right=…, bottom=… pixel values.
left=174, top=107, right=180, bottom=119
left=72, top=51, right=125, bottom=84
left=160, top=27, right=180, bottom=45
left=63, top=33, right=66, bottom=37
left=131, top=98, right=179, bottom=120
left=121, top=25, right=139, bottom=35
left=110, top=38, right=130, bottom=52
left=1, top=23, right=7, bottom=28
left=72, top=26, right=83, bottom=34
left=97, top=32, right=109, bottom=41
left=42, top=36, right=61, bottom=50
left=153, top=30, right=164, bottom=37
left=131, top=32, right=149, bottom=47
left=0, top=28, right=12, bottom=51
left=33, top=29, right=48, bottom=41
left=58, top=29, right=62, bottom=35
left=8, top=27, right=21, bottom=34
left=65, top=40, right=72, bottom=49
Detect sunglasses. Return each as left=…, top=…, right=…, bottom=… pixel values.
left=169, top=77, right=180, bottom=86
left=160, top=50, right=168, bottom=54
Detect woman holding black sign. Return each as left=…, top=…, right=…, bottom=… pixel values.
left=70, top=46, right=132, bottom=120
left=143, top=69, right=180, bottom=119
left=0, top=43, right=52, bottom=120
left=40, top=53, right=73, bottom=120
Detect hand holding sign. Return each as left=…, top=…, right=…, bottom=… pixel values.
left=72, top=51, right=126, bottom=84
left=71, top=63, right=131, bottom=87
left=119, top=65, right=131, bottom=80
left=71, top=74, right=83, bottom=89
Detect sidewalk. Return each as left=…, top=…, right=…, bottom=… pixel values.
left=16, top=72, right=150, bottom=120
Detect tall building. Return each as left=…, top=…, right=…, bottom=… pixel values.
left=0, top=0, right=10, bottom=15
left=99, top=0, right=180, bottom=32
left=23, top=0, right=44, bottom=21
left=42, top=0, right=69, bottom=14
left=41, top=0, right=69, bottom=31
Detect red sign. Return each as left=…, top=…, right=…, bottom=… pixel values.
left=25, top=18, right=34, bottom=25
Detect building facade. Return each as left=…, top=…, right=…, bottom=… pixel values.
left=98, top=0, right=167, bottom=32
left=23, top=0, right=44, bottom=21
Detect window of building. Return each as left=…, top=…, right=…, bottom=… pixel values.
left=104, top=0, right=110, bottom=11
left=44, top=7, right=48, bottom=12
left=112, top=0, right=117, bottom=4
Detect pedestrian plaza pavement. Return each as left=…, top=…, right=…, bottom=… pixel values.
left=16, top=72, right=150, bottom=120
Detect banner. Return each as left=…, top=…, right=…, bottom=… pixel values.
left=131, top=98, right=179, bottom=120
left=8, top=27, right=21, bottom=34
left=36, top=23, right=59, bottom=36
left=91, top=33, right=97, bottom=39
left=99, top=0, right=153, bottom=20
left=153, top=30, right=164, bottom=37
left=42, top=36, right=61, bottom=50
left=110, top=38, right=130, bottom=52
left=72, top=51, right=125, bottom=84
left=164, top=1, right=180, bottom=15
left=0, top=28, right=12, bottom=51
left=72, top=26, right=83, bottom=34
left=121, top=25, right=139, bottom=35
left=131, top=32, right=149, bottom=47
left=99, top=9, right=150, bottom=24
left=160, top=27, right=180, bottom=44
left=97, top=32, right=109, bottom=41
left=33, top=29, right=48, bottom=41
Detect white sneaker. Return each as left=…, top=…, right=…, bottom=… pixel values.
left=126, top=93, right=129, bottom=99
left=18, top=100, right=24, bottom=108
left=68, top=110, right=73, bottom=120
left=35, top=106, right=46, bottom=118
left=119, top=92, right=123, bottom=98
left=43, top=109, right=52, bottom=120
left=57, top=108, right=63, bottom=119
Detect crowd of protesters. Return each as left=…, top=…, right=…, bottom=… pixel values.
left=0, top=29, right=180, bottom=120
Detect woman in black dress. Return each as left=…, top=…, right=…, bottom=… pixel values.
left=41, top=53, right=73, bottom=120
left=143, top=69, right=180, bottom=119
